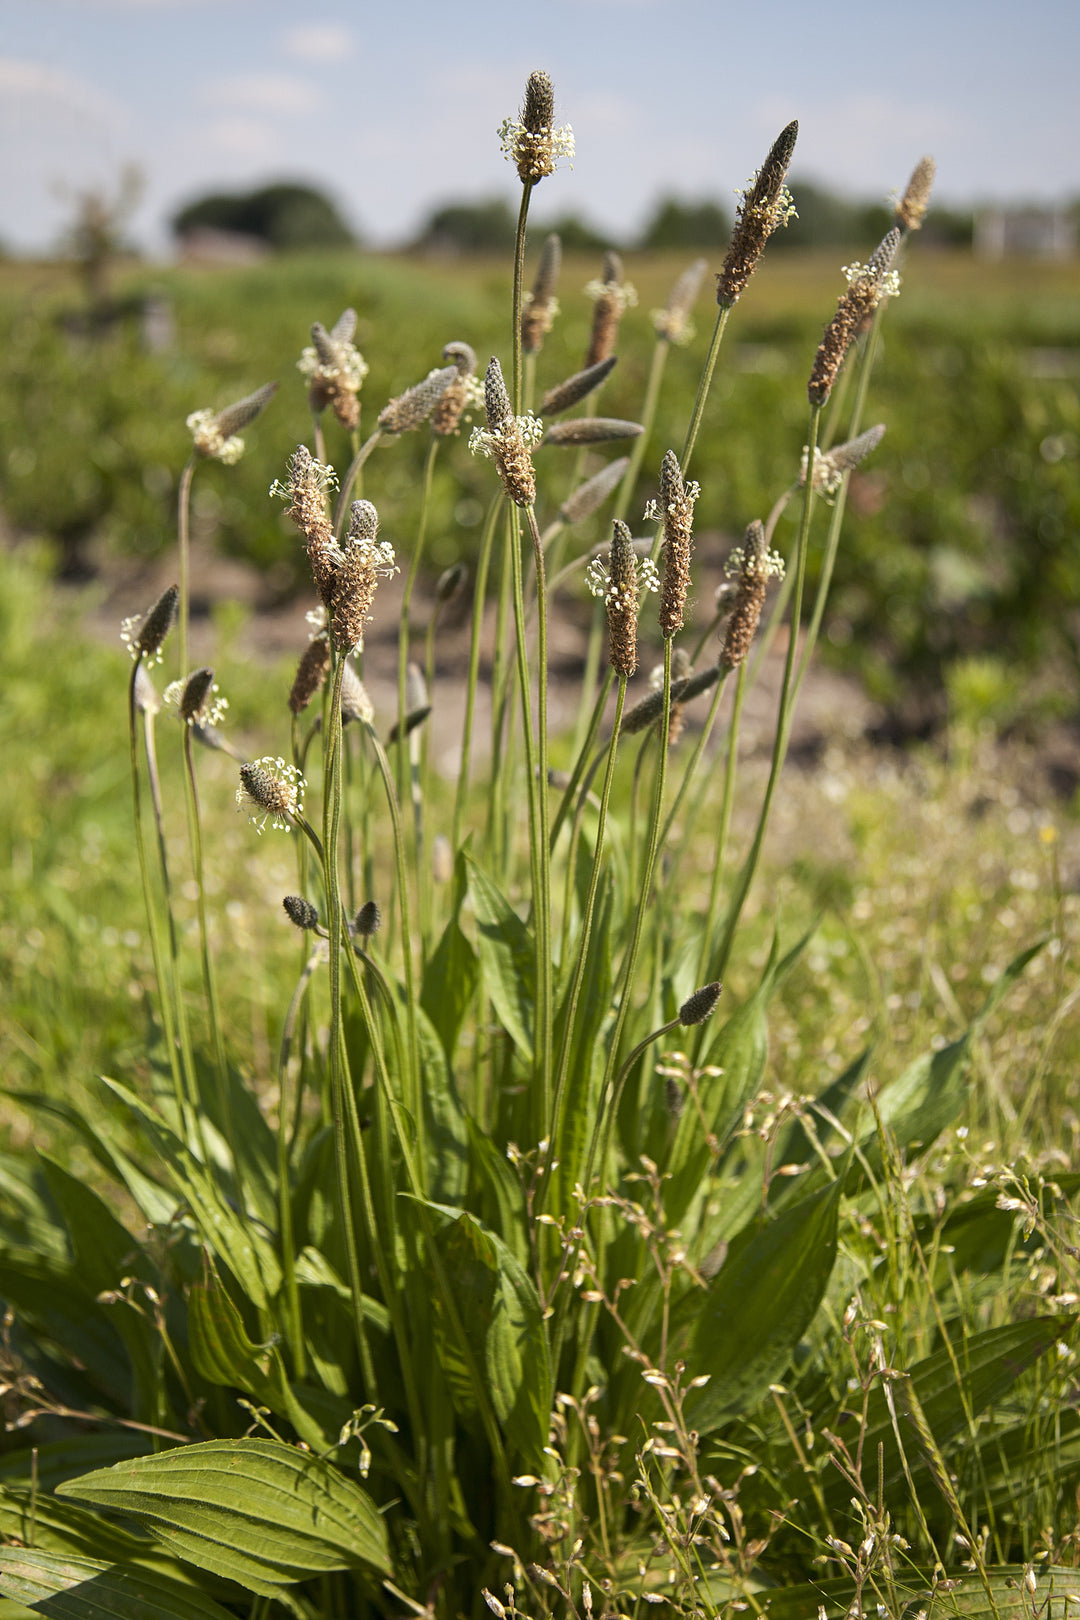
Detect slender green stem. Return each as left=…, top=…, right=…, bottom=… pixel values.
left=396, top=436, right=439, bottom=799
left=540, top=678, right=627, bottom=1209
left=612, top=339, right=669, bottom=523
left=181, top=729, right=230, bottom=1122
left=275, top=947, right=321, bottom=1378
left=697, top=661, right=747, bottom=984
left=452, top=494, right=500, bottom=850
left=176, top=456, right=195, bottom=680
left=709, top=402, right=823, bottom=980
left=680, top=306, right=731, bottom=475
left=321, top=651, right=376, bottom=1389
left=332, top=430, right=384, bottom=537
left=511, top=181, right=535, bottom=414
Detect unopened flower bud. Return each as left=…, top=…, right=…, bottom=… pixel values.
left=288, top=632, right=331, bottom=714
left=283, top=895, right=319, bottom=930
left=560, top=457, right=629, bottom=525
left=120, top=584, right=179, bottom=666
left=679, top=981, right=723, bottom=1026
left=354, top=900, right=381, bottom=938
left=521, top=234, right=562, bottom=355
left=541, top=357, right=617, bottom=417
left=895, top=156, right=936, bottom=232
left=378, top=366, right=458, bottom=435
left=542, top=417, right=642, bottom=447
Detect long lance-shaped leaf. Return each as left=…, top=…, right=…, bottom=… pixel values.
left=0, top=1549, right=237, bottom=1619
left=751, top=1564, right=1080, bottom=1619
left=465, top=857, right=535, bottom=1056
left=57, top=1438, right=391, bottom=1596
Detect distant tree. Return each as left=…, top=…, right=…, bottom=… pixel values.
left=921, top=206, right=974, bottom=248
left=413, top=198, right=517, bottom=254
left=537, top=211, right=610, bottom=252
left=171, top=183, right=355, bottom=250
left=639, top=196, right=731, bottom=249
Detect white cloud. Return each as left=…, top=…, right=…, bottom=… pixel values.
left=197, top=116, right=282, bottom=161
left=201, top=72, right=319, bottom=115
left=0, top=56, right=122, bottom=126
left=279, top=22, right=356, bottom=62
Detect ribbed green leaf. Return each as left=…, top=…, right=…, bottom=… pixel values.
left=466, top=858, right=535, bottom=1056
left=821, top=1314, right=1078, bottom=1506
left=681, top=1179, right=843, bottom=1432
left=419, top=1201, right=552, bottom=1463
left=100, top=1080, right=280, bottom=1310
left=57, top=1438, right=390, bottom=1595
left=0, top=1487, right=147, bottom=1563
left=0, top=1435, right=152, bottom=1496
left=421, top=853, right=479, bottom=1063
left=187, top=1255, right=331, bottom=1452
left=0, top=1550, right=235, bottom=1619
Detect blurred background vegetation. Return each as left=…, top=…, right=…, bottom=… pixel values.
left=1, top=166, right=1076, bottom=733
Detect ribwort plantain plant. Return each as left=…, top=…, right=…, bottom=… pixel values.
left=2, top=81, right=1078, bottom=1620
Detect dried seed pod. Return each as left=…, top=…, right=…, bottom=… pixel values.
left=521, top=233, right=562, bottom=355
left=120, top=584, right=179, bottom=665
left=434, top=562, right=468, bottom=605
left=807, top=230, right=902, bottom=406
left=542, top=417, right=642, bottom=447
left=378, top=365, right=458, bottom=434
left=653, top=258, right=707, bottom=345
left=719, top=521, right=784, bottom=672
left=895, top=156, right=936, bottom=232
left=430, top=341, right=478, bottom=437
left=654, top=450, right=699, bottom=638
left=716, top=121, right=799, bottom=308
left=288, top=632, right=331, bottom=715
left=283, top=895, right=319, bottom=931
left=560, top=456, right=630, bottom=525
left=679, top=981, right=722, bottom=1026
left=584, top=250, right=636, bottom=368
left=541, top=357, right=617, bottom=417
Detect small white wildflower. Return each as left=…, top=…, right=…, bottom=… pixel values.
left=236, top=757, right=305, bottom=834
left=164, top=677, right=228, bottom=729
left=498, top=117, right=575, bottom=178
left=297, top=341, right=368, bottom=392
left=186, top=408, right=244, bottom=466
left=735, top=177, right=798, bottom=229
left=468, top=412, right=545, bottom=460
left=842, top=261, right=901, bottom=300
left=724, top=544, right=785, bottom=581
left=801, top=445, right=845, bottom=498
left=270, top=457, right=338, bottom=503
left=584, top=278, right=638, bottom=313
left=585, top=553, right=659, bottom=605
left=305, top=605, right=328, bottom=636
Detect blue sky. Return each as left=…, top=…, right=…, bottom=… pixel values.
left=2, top=0, right=1078, bottom=253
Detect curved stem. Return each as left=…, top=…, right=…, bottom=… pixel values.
left=680, top=306, right=731, bottom=476
left=612, top=339, right=669, bottom=524
left=452, top=494, right=500, bottom=850
left=176, top=456, right=196, bottom=680
left=332, top=430, right=384, bottom=537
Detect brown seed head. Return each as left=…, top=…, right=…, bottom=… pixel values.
left=605, top=520, right=641, bottom=679
left=807, top=229, right=902, bottom=405
left=237, top=757, right=305, bottom=832
left=500, top=71, right=573, bottom=185
left=655, top=450, right=698, bottom=638
left=378, top=365, right=458, bottom=434
left=542, top=416, right=642, bottom=447
left=330, top=498, right=396, bottom=651
left=522, top=70, right=554, bottom=134
left=288, top=632, right=331, bottom=714
left=477, top=356, right=537, bottom=506
left=719, top=521, right=780, bottom=672
left=274, top=446, right=341, bottom=609
left=653, top=257, right=707, bottom=344
left=541, top=356, right=617, bottom=417
left=521, top=233, right=562, bottom=354
left=560, top=456, right=630, bottom=525
left=716, top=120, right=799, bottom=308
left=304, top=311, right=365, bottom=429
left=585, top=250, right=635, bottom=368
left=895, top=156, right=936, bottom=232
